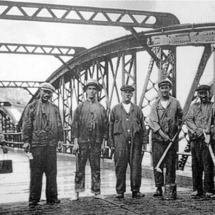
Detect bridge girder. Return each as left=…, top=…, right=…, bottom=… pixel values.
left=0, top=1, right=179, bottom=28
left=0, top=43, right=86, bottom=56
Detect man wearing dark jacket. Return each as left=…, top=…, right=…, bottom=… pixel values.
left=109, top=85, right=148, bottom=199
left=71, top=79, right=108, bottom=200
left=22, top=82, right=64, bottom=207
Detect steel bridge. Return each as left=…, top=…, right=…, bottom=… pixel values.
left=0, top=1, right=215, bottom=170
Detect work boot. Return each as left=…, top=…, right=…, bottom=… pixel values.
left=116, top=193, right=124, bottom=199
left=94, top=193, right=105, bottom=199
left=190, top=190, right=203, bottom=199
left=28, top=200, right=38, bottom=208
left=70, top=192, right=79, bottom=201
left=153, top=187, right=163, bottom=197
left=204, top=192, right=213, bottom=198
left=132, top=191, right=145, bottom=198
left=47, top=199, right=60, bottom=205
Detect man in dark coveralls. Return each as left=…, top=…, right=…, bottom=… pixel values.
left=22, top=82, right=64, bottom=207
left=186, top=84, right=214, bottom=198
left=71, top=79, right=108, bottom=200
left=109, top=85, right=148, bottom=199
left=148, top=79, right=183, bottom=197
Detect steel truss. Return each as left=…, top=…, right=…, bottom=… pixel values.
left=0, top=43, right=86, bottom=56
left=0, top=1, right=179, bottom=28
left=1, top=1, right=215, bottom=168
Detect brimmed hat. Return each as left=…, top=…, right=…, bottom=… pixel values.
left=158, top=79, right=172, bottom=88
left=39, top=82, right=55, bottom=92
left=120, top=85, right=135, bottom=92
left=196, top=85, right=210, bottom=92
left=83, top=79, right=102, bottom=92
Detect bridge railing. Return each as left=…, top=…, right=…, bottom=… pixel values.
left=3, top=129, right=192, bottom=163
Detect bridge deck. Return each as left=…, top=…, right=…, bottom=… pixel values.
left=0, top=148, right=190, bottom=204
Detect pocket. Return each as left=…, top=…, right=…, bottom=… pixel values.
left=133, top=118, right=141, bottom=133
left=113, top=119, right=122, bottom=135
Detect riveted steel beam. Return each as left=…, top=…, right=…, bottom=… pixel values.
left=47, top=23, right=215, bottom=86
left=0, top=1, right=179, bottom=28
left=0, top=43, right=86, bottom=56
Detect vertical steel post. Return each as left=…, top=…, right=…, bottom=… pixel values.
left=157, top=48, right=162, bottom=82
left=171, top=48, right=177, bottom=98
left=122, top=53, right=125, bottom=87
left=133, top=53, right=137, bottom=104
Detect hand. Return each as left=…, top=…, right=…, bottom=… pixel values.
left=142, top=144, right=147, bottom=152
left=58, top=141, right=63, bottom=150
left=23, top=142, right=30, bottom=153
left=158, top=129, right=170, bottom=142
left=2, top=145, right=8, bottom=154
left=72, top=138, right=79, bottom=155
left=110, top=146, right=115, bottom=154
left=196, top=128, right=203, bottom=137
left=101, top=139, right=107, bottom=155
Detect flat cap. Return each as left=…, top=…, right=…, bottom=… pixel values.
left=196, top=85, right=210, bottom=92
left=120, top=85, right=135, bottom=92
left=40, top=82, right=55, bottom=92
left=158, top=79, right=172, bottom=88
left=83, top=79, right=102, bottom=92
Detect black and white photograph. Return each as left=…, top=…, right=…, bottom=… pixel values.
left=0, top=0, right=215, bottom=214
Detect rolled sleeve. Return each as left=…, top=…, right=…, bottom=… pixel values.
left=148, top=103, right=161, bottom=133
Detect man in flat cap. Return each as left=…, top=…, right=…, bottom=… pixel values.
left=22, top=82, right=64, bottom=207
left=186, top=84, right=214, bottom=198
left=148, top=79, right=183, bottom=198
left=71, top=79, right=108, bottom=200
left=109, top=84, right=148, bottom=198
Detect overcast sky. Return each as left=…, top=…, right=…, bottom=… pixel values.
left=0, top=0, right=214, bottom=83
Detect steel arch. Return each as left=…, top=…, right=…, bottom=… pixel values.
left=40, top=23, right=215, bottom=163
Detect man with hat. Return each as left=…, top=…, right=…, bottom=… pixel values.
left=22, top=82, right=64, bottom=207
left=109, top=84, right=148, bottom=198
left=186, top=84, right=214, bottom=198
left=71, top=79, right=108, bottom=200
left=148, top=78, right=183, bottom=198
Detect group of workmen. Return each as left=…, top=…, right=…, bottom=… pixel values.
left=1, top=78, right=214, bottom=207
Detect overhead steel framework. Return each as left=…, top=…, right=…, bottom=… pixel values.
left=0, top=1, right=215, bottom=169
left=0, top=43, right=86, bottom=56
left=0, top=1, right=179, bottom=28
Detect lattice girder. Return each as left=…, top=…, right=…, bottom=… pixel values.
left=0, top=1, right=179, bottom=28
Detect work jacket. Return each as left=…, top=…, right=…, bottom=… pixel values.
left=22, top=99, right=64, bottom=147
left=109, top=103, right=148, bottom=148
left=186, top=101, right=213, bottom=140
left=71, top=99, right=108, bottom=144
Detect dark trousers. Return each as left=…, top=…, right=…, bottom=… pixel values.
left=29, top=146, right=58, bottom=202
left=114, top=143, right=142, bottom=194
left=152, top=141, right=176, bottom=187
left=75, top=142, right=101, bottom=194
left=191, top=140, right=214, bottom=194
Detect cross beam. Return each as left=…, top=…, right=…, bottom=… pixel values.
left=0, top=81, right=43, bottom=88
left=0, top=43, right=86, bottom=56
left=0, top=1, right=180, bottom=28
